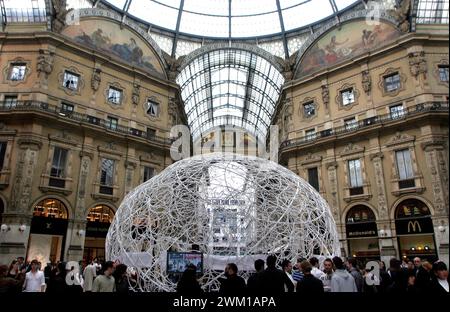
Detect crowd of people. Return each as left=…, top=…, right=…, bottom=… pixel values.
left=0, top=257, right=135, bottom=293
left=0, top=255, right=448, bottom=294
left=178, top=255, right=450, bottom=294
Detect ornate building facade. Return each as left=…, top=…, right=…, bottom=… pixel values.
left=0, top=6, right=186, bottom=264
left=275, top=18, right=449, bottom=264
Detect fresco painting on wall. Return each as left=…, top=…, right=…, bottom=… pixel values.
left=298, top=20, right=402, bottom=76
left=62, top=19, right=164, bottom=76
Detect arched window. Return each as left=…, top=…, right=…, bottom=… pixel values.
left=33, top=198, right=68, bottom=219
left=395, top=199, right=431, bottom=219
left=346, top=205, right=376, bottom=223
left=87, top=205, right=115, bottom=223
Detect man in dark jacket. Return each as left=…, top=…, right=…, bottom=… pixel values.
left=428, top=261, right=449, bottom=294
left=296, top=260, right=324, bottom=293
left=258, top=255, right=286, bottom=294
left=219, top=263, right=246, bottom=295
left=347, top=258, right=364, bottom=292
left=247, top=259, right=264, bottom=293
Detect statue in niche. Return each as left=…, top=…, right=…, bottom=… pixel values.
left=91, top=68, right=101, bottom=92
left=408, top=51, right=427, bottom=79
left=390, top=0, right=411, bottom=33
left=362, top=70, right=372, bottom=94
left=163, top=53, right=185, bottom=81
left=37, top=50, right=54, bottom=81
left=282, top=99, right=293, bottom=134
left=275, top=51, right=298, bottom=81
left=52, top=0, right=71, bottom=33
left=132, top=83, right=140, bottom=105
left=168, top=100, right=178, bottom=127
left=321, top=85, right=330, bottom=108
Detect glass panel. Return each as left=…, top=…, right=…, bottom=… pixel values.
left=63, top=71, right=79, bottom=90
left=180, top=12, right=229, bottom=37
left=335, top=0, right=358, bottom=10
left=9, top=64, right=26, bottom=81
left=417, top=0, right=449, bottom=24
left=184, top=0, right=228, bottom=16
left=348, top=159, right=362, bottom=187
left=128, top=0, right=179, bottom=30
left=51, top=147, right=68, bottom=178
left=384, top=73, right=401, bottom=92
left=0, top=142, right=6, bottom=169
left=100, top=158, right=115, bottom=186
left=143, top=166, right=155, bottom=182
left=390, top=104, right=404, bottom=118
left=87, top=204, right=115, bottom=223
left=439, top=66, right=449, bottom=81
left=108, top=87, right=122, bottom=104
left=341, top=88, right=355, bottom=105
left=282, top=0, right=334, bottom=31
left=307, top=167, right=319, bottom=191
left=396, top=149, right=414, bottom=180
left=231, top=12, right=281, bottom=38
left=33, top=199, right=68, bottom=219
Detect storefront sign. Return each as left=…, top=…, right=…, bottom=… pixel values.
left=346, top=222, right=378, bottom=238
left=30, top=216, right=68, bottom=235
left=395, top=217, right=434, bottom=235
left=86, top=221, right=111, bottom=238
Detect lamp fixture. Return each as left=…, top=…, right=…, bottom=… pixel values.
left=1, top=224, right=10, bottom=232
left=438, top=225, right=446, bottom=232
left=77, top=229, right=85, bottom=236
left=18, top=224, right=26, bottom=232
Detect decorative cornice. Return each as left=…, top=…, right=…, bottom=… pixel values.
left=326, top=161, right=338, bottom=169
left=385, top=132, right=415, bottom=147
left=340, top=142, right=365, bottom=156
left=48, top=131, right=79, bottom=146
left=300, top=153, right=322, bottom=165
left=369, top=152, right=384, bottom=160
left=421, top=139, right=446, bottom=151
left=17, top=137, right=42, bottom=150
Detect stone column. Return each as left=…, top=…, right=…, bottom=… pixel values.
left=422, top=140, right=449, bottom=262
left=124, top=160, right=137, bottom=195
left=65, top=219, right=87, bottom=262
left=0, top=137, right=41, bottom=264
left=325, top=161, right=345, bottom=255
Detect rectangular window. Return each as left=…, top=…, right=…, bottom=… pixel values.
left=3, top=95, right=18, bottom=108
left=9, top=63, right=27, bottom=81
left=396, top=149, right=414, bottom=180
left=384, top=73, right=401, bottom=92
left=390, top=104, right=405, bottom=119
left=341, top=88, right=355, bottom=106
left=108, top=87, right=122, bottom=105
left=143, top=166, right=155, bottom=182
left=308, top=167, right=319, bottom=191
left=147, top=100, right=160, bottom=117
left=61, top=103, right=74, bottom=113
left=438, top=65, right=449, bottom=82
left=0, top=142, right=6, bottom=169
left=303, top=101, right=315, bottom=117
left=348, top=159, right=363, bottom=188
left=50, top=147, right=68, bottom=178
left=107, top=116, right=118, bottom=130
left=62, top=71, right=79, bottom=90
left=147, top=128, right=156, bottom=139
left=344, top=117, right=358, bottom=130
left=100, top=158, right=115, bottom=186
left=305, top=129, right=316, bottom=140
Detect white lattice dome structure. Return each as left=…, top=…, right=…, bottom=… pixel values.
left=106, top=153, right=340, bottom=292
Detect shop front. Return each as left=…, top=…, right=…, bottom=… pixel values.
left=346, top=205, right=380, bottom=263
left=395, top=198, right=437, bottom=262
left=27, top=198, right=68, bottom=264
left=83, top=204, right=115, bottom=262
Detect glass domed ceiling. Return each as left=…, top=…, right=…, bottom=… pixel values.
left=104, top=0, right=358, bottom=38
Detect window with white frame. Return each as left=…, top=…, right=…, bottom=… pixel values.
left=303, top=101, right=315, bottom=117
left=107, top=116, right=118, bottom=130
left=438, top=65, right=449, bottom=82
left=9, top=63, right=27, bottom=81
left=3, top=95, right=18, bottom=108
left=344, top=117, right=358, bottom=130
left=390, top=104, right=405, bottom=119
left=62, top=71, right=80, bottom=90
left=108, top=87, right=122, bottom=105
left=395, top=149, right=414, bottom=180
left=348, top=159, right=363, bottom=188
left=340, top=88, right=355, bottom=106
left=50, top=147, right=68, bottom=178
left=100, top=158, right=115, bottom=186
left=384, top=73, right=401, bottom=92
left=147, top=100, right=160, bottom=117
left=305, top=128, right=316, bottom=140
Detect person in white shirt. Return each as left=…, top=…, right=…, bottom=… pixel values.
left=430, top=261, right=449, bottom=294
left=22, top=259, right=46, bottom=292
left=309, top=257, right=326, bottom=280
left=83, top=260, right=97, bottom=292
